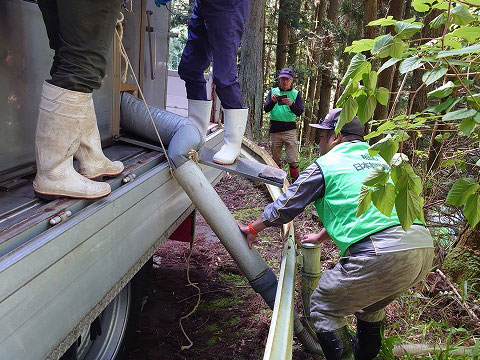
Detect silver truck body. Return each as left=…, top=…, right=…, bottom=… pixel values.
left=0, top=1, right=224, bottom=359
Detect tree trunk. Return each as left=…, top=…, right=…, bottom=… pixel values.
left=409, top=10, right=442, bottom=166
left=275, top=0, right=289, bottom=73
left=264, top=0, right=279, bottom=86
left=303, top=2, right=323, bottom=143
left=443, top=223, right=480, bottom=291
left=369, top=0, right=405, bottom=144
left=314, top=0, right=341, bottom=144
left=363, top=0, right=378, bottom=40
left=239, top=0, right=265, bottom=139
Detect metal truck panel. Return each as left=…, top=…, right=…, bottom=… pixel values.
left=0, top=135, right=224, bottom=359
left=0, top=0, right=113, bottom=174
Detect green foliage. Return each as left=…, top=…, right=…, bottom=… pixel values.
left=341, top=1, right=480, bottom=228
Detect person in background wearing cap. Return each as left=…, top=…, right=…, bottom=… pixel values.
left=239, top=108, right=433, bottom=360
left=263, top=68, right=304, bottom=183
left=178, top=0, right=250, bottom=165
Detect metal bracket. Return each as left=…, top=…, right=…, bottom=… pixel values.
left=198, top=147, right=286, bottom=187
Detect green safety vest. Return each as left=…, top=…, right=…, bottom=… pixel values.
left=270, top=87, right=298, bottom=122
left=314, top=141, right=405, bottom=256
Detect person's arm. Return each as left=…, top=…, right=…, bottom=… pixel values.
left=301, top=228, right=331, bottom=244
left=264, top=90, right=276, bottom=113
left=289, top=91, right=304, bottom=116
left=239, top=163, right=325, bottom=248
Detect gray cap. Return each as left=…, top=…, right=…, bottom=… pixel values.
left=309, top=108, right=364, bottom=136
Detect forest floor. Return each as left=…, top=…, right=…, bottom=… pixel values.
left=123, top=167, right=479, bottom=360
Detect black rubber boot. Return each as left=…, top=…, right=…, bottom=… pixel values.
left=317, top=326, right=355, bottom=360
left=354, top=319, right=383, bottom=360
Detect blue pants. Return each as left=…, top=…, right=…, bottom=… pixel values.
left=178, top=0, right=249, bottom=109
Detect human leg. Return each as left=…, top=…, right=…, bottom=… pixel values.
left=270, top=132, right=284, bottom=167
left=202, top=0, right=249, bottom=164
left=310, top=249, right=433, bottom=359
left=40, top=0, right=122, bottom=92
left=178, top=1, right=212, bottom=101
left=284, top=129, right=299, bottom=182
left=33, top=82, right=111, bottom=199
left=35, top=0, right=123, bottom=198
left=204, top=0, right=249, bottom=109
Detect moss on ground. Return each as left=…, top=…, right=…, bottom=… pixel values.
left=232, top=207, right=263, bottom=221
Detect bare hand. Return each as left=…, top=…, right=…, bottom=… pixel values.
left=283, top=98, right=293, bottom=106
left=272, top=94, right=278, bottom=103
left=301, top=233, right=324, bottom=244
left=238, top=223, right=258, bottom=249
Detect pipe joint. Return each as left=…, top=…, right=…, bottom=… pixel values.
left=249, top=268, right=278, bottom=310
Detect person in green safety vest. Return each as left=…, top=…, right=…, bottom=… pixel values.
left=264, top=68, right=304, bottom=183
left=239, top=108, right=434, bottom=360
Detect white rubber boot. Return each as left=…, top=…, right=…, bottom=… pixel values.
left=187, top=99, right=212, bottom=143
left=213, top=108, right=248, bottom=165
left=75, top=98, right=124, bottom=179
left=33, top=82, right=111, bottom=200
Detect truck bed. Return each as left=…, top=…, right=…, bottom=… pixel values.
left=0, top=132, right=225, bottom=360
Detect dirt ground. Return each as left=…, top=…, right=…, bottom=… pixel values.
left=123, top=172, right=479, bottom=360
left=122, top=172, right=329, bottom=360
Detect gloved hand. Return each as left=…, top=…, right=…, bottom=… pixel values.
left=155, top=0, right=172, bottom=6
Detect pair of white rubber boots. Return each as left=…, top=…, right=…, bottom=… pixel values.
left=33, top=82, right=124, bottom=200
left=187, top=99, right=247, bottom=165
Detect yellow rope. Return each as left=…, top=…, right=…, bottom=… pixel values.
left=116, top=13, right=129, bottom=84
left=114, top=13, right=174, bottom=172
left=179, top=242, right=202, bottom=350
left=188, top=149, right=199, bottom=163
left=116, top=12, right=201, bottom=350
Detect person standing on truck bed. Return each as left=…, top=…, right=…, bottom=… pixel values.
left=178, top=0, right=250, bottom=166
left=33, top=0, right=124, bottom=200
left=239, top=109, right=434, bottom=360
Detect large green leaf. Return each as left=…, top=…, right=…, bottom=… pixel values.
left=460, top=117, right=477, bottom=136
left=341, top=53, right=371, bottom=86
left=368, top=16, right=397, bottom=26
left=390, top=40, right=405, bottom=59
left=395, top=188, right=422, bottom=231
left=336, top=78, right=359, bottom=107
left=422, top=67, right=447, bottom=86
left=391, top=163, right=422, bottom=194
left=450, top=27, right=480, bottom=43
left=345, top=39, right=376, bottom=53
left=375, top=87, right=390, bottom=106
left=362, top=71, right=378, bottom=92
left=368, top=135, right=399, bottom=164
left=372, top=183, right=396, bottom=217
left=437, top=44, right=480, bottom=58
left=363, top=166, right=390, bottom=186
left=446, top=178, right=480, bottom=206
left=412, top=0, right=432, bottom=12
left=378, top=58, right=401, bottom=74
left=357, top=95, right=377, bottom=124
left=466, top=93, right=480, bottom=111
left=464, top=194, right=480, bottom=227
left=476, top=159, right=480, bottom=167
left=399, top=57, right=423, bottom=74
left=427, top=81, right=455, bottom=98
left=451, top=5, right=475, bottom=26
left=356, top=186, right=373, bottom=217
left=372, top=34, right=394, bottom=58
left=442, top=108, right=478, bottom=121
left=430, top=13, right=447, bottom=29
left=335, top=98, right=358, bottom=135
left=394, top=21, right=423, bottom=39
